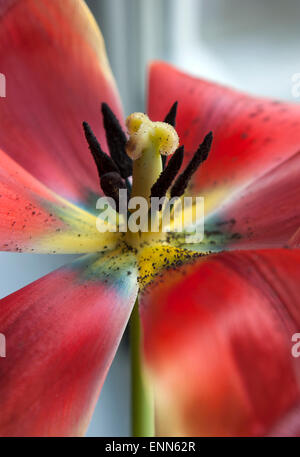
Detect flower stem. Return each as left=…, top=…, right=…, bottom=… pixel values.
left=130, top=298, right=155, bottom=437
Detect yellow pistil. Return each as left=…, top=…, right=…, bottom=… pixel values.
left=126, top=113, right=179, bottom=204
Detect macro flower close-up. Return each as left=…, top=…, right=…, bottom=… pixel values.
left=0, top=0, right=300, bottom=439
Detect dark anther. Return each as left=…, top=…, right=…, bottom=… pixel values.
left=164, top=101, right=178, bottom=127
left=162, top=101, right=178, bottom=169
left=83, top=121, right=119, bottom=179
left=151, top=146, right=184, bottom=205
left=101, top=103, right=133, bottom=179
left=100, top=172, right=127, bottom=212
left=170, top=132, right=213, bottom=198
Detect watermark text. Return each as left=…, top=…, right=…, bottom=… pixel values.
left=96, top=192, right=204, bottom=243
left=0, top=73, right=6, bottom=98
left=0, top=333, right=6, bottom=358
left=291, top=333, right=300, bottom=358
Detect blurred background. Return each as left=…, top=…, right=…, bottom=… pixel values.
left=1, top=0, right=300, bottom=436
left=89, top=0, right=300, bottom=115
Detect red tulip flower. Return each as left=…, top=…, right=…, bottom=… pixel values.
left=0, top=0, right=300, bottom=437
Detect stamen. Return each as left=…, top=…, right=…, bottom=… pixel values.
left=151, top=145, right=184, bottom=202
left=162, top=101, right=178, bottom=169
left=170, top=131, right=213, bottom=198
left=100, top=172, right=127, bottom=212
left=101, top=103, right=133, bottom=178
left=164, top=101, right=178, bottom=127
left=82, top=121, right=119, bottom=178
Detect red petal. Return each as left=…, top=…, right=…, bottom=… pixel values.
left=268, top=402, right=300, bottom=437
left=205, top=150, right=300, bottom=249
left=0, top=148, right=116, bottom=253
left=0, top=0, right=123, bottom=205
left=288, top=227, right=300, bottom=248
left=140, top=249, right=300, bottom=436
left=148, top=62, right=300, bottom=212
left=0, top=249, right=138, bottom=436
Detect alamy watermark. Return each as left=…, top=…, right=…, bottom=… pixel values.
left=0, top=333, right=6, bottom=358
left=291, top=333, right=300, bottom=358
left=0, top=73, right=6, bottom=98
left=96, top=191, right=204, bottom=244
left=291, top=73, right=300, bottom=98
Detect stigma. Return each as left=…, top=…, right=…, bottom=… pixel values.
left=125, top=113, right=179, bottom=203
left=125, top=112, right=179, bottom=160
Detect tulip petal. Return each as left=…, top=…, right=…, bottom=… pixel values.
left=267, top=401, right=300, bottom=437
left=288, top=227, right=300, bottom=248
left=0, top=148, right=118, bottom=253
left=204, top=150, right=300, bottom=249
left=140, top=249, right=300, bottom=436
left=0, top=247, right=138, bottom=436
left=148, top=62, right=300, bottom=214
left=0, top=0, right=123, bottom=206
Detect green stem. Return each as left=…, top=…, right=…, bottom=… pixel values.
left=130, top=299, right=155, bottom=437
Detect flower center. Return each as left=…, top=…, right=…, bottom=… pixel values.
left=126, top=112, right=179, bottom=203
left=82, top=103, right=213, bottom=247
